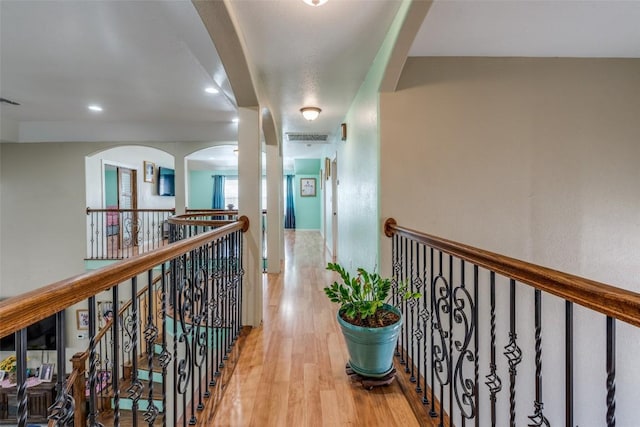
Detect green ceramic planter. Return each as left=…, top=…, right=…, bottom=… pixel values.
left=337, top=303, right=402, bottom=378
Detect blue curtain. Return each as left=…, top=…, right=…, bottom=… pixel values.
left=211, top=175, right=225, bottom=209
left=284, top=175, right=296, bottom=229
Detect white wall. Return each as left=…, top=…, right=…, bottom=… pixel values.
left=85, top=145, right=175, bottom=210
left=380, top=57, right=640, bottom=426
left=0, top=140, right=236, bottom=366
left=324, top=0, right=413, bottom=272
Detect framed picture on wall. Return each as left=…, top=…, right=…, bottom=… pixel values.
left=143, top=161, right=155, bottom=183
left=76, top=309, right=89, bottom=330
left=300, top=178, right=316, bottom=197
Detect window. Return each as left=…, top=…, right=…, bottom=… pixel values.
left=223, top=177, right=268, bottom=209
left=225, top=177, right=238, bottom=209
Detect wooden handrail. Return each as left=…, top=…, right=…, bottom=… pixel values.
left=384, top=218, right=640, bottom=328
left=184, top=208, right=267, bottom=214
left=0, top=217, right=249, bottom=339
left=86, top=207, right=176, bottom=213
left=171, top=213, right=250, bottom=232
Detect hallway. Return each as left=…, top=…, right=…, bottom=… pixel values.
left=206, top=230, right=421, bottom=426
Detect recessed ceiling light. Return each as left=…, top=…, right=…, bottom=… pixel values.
left=232, top=118, right=239, bottom=123
left=88, top=105, right=103, bottom=112
left=205, top=87, right=219, bottom=94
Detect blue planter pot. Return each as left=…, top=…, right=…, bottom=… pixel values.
left=337, top=303, right=402, bottom=378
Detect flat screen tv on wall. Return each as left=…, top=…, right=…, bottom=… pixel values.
left=158, top=167, right=175, bottom=196
left=0, top=313, right=57, bottom=351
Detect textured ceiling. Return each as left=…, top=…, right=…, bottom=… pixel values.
left=2, top=0, right=639, bottom=169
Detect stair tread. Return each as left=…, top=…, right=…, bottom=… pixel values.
left=104, top=377, right=165, bottom=399
left=97, top=409, right=166, bottom=425
left=127, top=355, right=164, bottom=371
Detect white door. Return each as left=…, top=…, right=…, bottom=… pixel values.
left=118, top=167, right=138, bottom=249
left=331, top=158, right=338, bottom=262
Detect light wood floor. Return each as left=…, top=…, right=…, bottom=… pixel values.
left=200, top=230, right=422, bottom=426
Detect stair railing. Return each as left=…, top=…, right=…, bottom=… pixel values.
left=0, top=215, right=249, bottom=427
left=384, top=218, right=640, bottom=427
left=184, top=209, right=267, bottom=271
left=56, top=268, right=168, bottom=426
left=86, top=208, right=176, bottom=260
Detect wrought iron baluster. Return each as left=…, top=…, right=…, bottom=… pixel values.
left=527, top=289, right=549, bottom=426
left=504, top=279, right=522, bottom=427
left=473, top=266, right=479, bottom=427
left=128, top=277, right=142, bottom=426
left=420, top=244, right=430, bottom=405
left=392, top=233, right=401, bottom=357
left=432, top=250, right=451, bottom=427
left=606, top=316, right=616, bottom=427
left=86, top=297, right=103, bottom=427
left=89, top=211, right=95, bottom=259
left=203, top=243, right=211, bottom=400
left=565, top=300, right=573, bottom=427
left=223, top=235, right=230, bottom=365
left=238, top=229, right=245, bottom=335
left=485, top=272, right=502, bottom=427
left=160, top=262, right=170, bottom=427
left=412, top=243, right=425, bottom=394
left=176, top=252, right=193, bottom=427
left=409, top=240, right=417, bottom=380
left=452, top=259, right=477, bottom=425
left=401, top=235, right=407, bottom=366
left=16, top=329, right=28, bottom=427
left=112, top=289, right=121, bottom=426
left=189, top=249, right=197, bottom=425
left=144, top=269, right=160, bottom=425
left=448, top=255, right=453, bottom=424
left=429, top=247, right=437, bottom=418
left=194, top=264, right=208, bottom=413
left=217, top=237, right=223, bottom=375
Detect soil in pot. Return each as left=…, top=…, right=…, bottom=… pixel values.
left=340, top=307, right=400, bottom=328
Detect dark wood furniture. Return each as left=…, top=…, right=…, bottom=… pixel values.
left=0, top=380, right=56, bottom=424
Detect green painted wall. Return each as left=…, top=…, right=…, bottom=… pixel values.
left=293, top=173, right=321, bottom=230
left=190, top=166, right=320, bottom=229
left=294, top=158, right=320, bottom=175
left=104, top=169, right=118, bottom=207
left=188, top=170, right=214, bottom=209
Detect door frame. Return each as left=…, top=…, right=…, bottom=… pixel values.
left=331, top=157, right=338, bottom=262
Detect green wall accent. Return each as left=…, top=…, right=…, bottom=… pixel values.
left=104, top=169, right=118, bottom=207
left=189, top=168, right=320, bottom=229
left=188, top=170, right=215, bottom=209
left=189, top=170, right=240, bottom=209
left=294, top=174, right=321, bottom=230
left=294, top=158, right=320, bottom=175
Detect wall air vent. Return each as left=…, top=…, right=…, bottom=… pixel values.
left=286, top=132, right=329, bottom=143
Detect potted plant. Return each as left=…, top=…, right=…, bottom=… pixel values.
left=324, top=262, right=420, bottom=378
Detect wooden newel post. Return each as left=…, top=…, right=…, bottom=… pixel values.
left=71, top=353, right=87, bottom=427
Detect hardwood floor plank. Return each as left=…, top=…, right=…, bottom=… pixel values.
left=205, top=230, right=422, bottom=426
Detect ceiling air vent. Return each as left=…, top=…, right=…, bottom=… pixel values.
left=286, top=132, right=329, bottom=143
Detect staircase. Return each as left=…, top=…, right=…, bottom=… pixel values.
left=95, top=342, right=166, bottom=425
left=93, top=317, right=235, bottom=425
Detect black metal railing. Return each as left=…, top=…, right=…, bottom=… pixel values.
left=185, top=209, right=268, bottom=272
left=384, top=218, right=640, bottom=427
left=0, top=215, right=249, bottom=426
left=86, top=208, right=175, bottom=260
